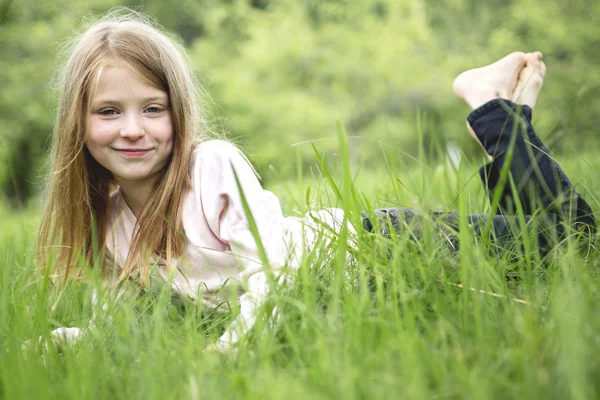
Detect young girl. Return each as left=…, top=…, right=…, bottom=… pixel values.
left=36, top=11, right=595, bottom=351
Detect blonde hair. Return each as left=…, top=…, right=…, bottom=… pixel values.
left=38, top=9, right=207, bottom=282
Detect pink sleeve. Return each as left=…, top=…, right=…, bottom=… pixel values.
left=192, top=140, right=289, bottom=349
left=194, top=140, right=288, bottom=269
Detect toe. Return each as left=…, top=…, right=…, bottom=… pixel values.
left=513, top=51, right=528, bottom=63
left=509, top=51, right=527, bottom=60
left=539, top=61, right=547, bottom=77
left=533, top=51, right=543, bottom=60
left=499, top=51, right=527, bottom=68
left=510, top=51, right=528, bottom=70
left=524, top=52, right=541, bottom=67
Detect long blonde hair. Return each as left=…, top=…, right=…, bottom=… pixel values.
left=38, top=9, right=207, bottom=282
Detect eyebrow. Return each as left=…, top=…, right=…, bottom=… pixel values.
left=91, top=95, right=169, bottom=106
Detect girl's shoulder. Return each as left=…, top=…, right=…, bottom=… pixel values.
left=189, top=139, right=260, bottom=183
left=189, top=140, right=235, bottom=173
left=192, top=139, right=239, bottom=158
left=191, top=139, right=256, bottom=173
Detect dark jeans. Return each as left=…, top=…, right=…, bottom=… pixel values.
left=362, top=99, right=597, bottom=256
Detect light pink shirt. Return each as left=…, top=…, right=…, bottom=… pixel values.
left=104, top=140, right=347, bottom=348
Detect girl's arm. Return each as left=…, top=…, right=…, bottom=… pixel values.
left=43, top=287, right=112, bottom=347
left=24, top=270, right=129, bottom=352
left=195, top=140, right=292, bottom=351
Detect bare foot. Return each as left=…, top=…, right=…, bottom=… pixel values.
left=512, top=51, right=546, bottom=109
left=453, top=52, right=528, bottom=110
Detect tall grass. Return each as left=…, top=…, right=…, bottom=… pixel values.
left=2, top=126, right=600, bottom=400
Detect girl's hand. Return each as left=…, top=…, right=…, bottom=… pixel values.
left=21, top=327, right=85, bottom=353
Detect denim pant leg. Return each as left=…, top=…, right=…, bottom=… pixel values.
left=361, top=208, right=549, bottom=255
left=362, top=99, right=596, bottom=254
left=468, top=99, right=595, bottom=232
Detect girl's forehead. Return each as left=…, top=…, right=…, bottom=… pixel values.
left=91, top=64, right=168, bottom=103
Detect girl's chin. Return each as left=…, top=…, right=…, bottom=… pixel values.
left=113, top=171, right=161, bottom=185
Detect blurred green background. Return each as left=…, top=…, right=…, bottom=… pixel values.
left=1, top=0, right=600, bottom=208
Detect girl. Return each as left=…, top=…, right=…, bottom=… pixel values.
left=36, top=11, right=595, bottom=351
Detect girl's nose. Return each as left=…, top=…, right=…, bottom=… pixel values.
left=119, top=113, right=145, bottom=140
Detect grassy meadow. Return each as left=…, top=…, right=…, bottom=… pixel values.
left=2, top=127, right=600, bottom=400
left=3, top=1, right=600, bottom=398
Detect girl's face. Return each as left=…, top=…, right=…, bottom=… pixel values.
left=86, top=66, right=174, bottom=187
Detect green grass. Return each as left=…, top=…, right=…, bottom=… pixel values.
left=2, top=133, right=600, bottom=400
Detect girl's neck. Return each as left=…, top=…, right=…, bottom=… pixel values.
left=116, top=175, right=160, bottom=218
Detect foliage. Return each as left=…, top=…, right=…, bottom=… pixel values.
left=2, top=1, right=600, bottom=396
left=1, top=0, right=599, bottom=206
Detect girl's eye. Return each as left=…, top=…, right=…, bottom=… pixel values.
left=146, top=106, right=162, bottom=114
left=99, top=109, right=118, bottom=116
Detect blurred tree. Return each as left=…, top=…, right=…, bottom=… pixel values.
left=1, top=0, right=599, bottom=207
left=0, top=0, right=121, bottom=207
left=0, top=0, right=13, bottom=23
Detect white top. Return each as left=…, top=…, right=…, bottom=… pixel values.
left=104, top=139, right=349, bottom=348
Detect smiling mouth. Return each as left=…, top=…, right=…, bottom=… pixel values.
left=113, top=148, right=154, bottom=158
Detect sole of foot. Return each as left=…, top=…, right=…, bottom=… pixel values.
left=453, top=52, right=528, bottom=110
left=512, top=51, right=546, bottom=110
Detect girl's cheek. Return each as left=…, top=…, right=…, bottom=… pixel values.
left=158, top=118, right=173, bottom=134
left=87, top=121, right=118, bottom=145
left=166, top=139, right=174, bottom=155
left=156, top=119, right=175, bottom=142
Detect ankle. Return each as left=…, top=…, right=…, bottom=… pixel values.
left=466, top=87, right=501, bottom=110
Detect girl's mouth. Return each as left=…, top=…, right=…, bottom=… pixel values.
left=114, top=148, right=153, bottom=158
